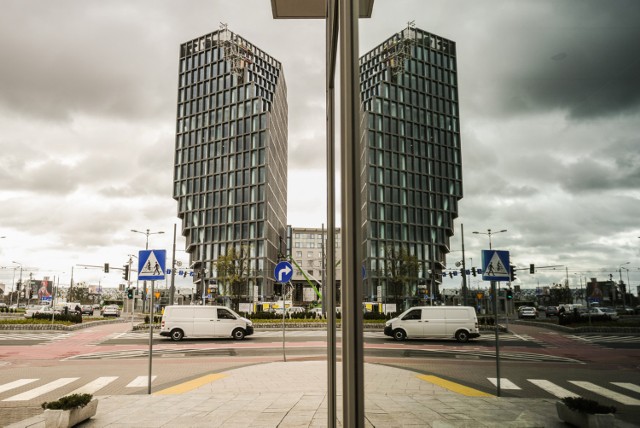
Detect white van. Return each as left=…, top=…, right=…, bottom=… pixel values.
left=159, top=305, right=253, bottom=341
left=384, top=306, right=480, bottom=342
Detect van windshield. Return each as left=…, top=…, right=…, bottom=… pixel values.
left=402, top=309, right=422, bottom=320
left=217, top=308, right=236, bottom=319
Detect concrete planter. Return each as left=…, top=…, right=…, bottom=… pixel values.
left=44, top=399, right=98, bottom=428
left=555, top=400, right=615, bottom=428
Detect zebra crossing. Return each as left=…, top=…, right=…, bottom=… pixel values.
left=1, top=374, right=638, bottom=405
left=567, top=334, right=640, bottom=344
left=485, top=377, right=640, bottom=405
left=0, top=332, right=72, bottom=342
left=0, top=375, right=158, bottom=402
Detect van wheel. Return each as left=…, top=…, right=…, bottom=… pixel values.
left=232, top=328, right=246, bottom=340
left=455, top=330, right=469, bottom=343
left=392, top=329, right=406, bottom=341
left=170, top=329, right=184, bottom=341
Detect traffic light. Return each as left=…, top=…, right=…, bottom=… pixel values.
left=509, top=264, right=517, bottom=282
left=529, top=264, right=535, bottom=274
left=506, top=288, right=513, bottom=300
left=127, top=288, right=133, bottom=299
left=471, top=267, right=477, bottom=277
left=104, top=263, right=109, bottom=273
left=123, top=265, right=130, bottom=281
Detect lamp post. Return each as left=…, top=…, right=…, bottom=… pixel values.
left=131, top=229, right=164, bottom=312
left=621, top=266, right=631, bottom=309
left=131, top=229, right=164, bottom=250
left=619, top=262, right=630, bottom=311
left=12, top=261, right=23, bottom=309
left=9, top=265, right=18, bottom=306
left=472, top=229, right=507, bottom=250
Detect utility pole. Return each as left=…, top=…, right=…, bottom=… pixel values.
left=461, top=223, right=468, bottom=306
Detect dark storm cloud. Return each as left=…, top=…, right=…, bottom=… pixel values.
left=458, top=0, right=640, bottom=120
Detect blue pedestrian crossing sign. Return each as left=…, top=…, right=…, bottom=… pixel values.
left=138, top=249, right=167, bottom=281
left=481, top=250, right=510, bottom=281
left=274, top=261, right=293, bottom=283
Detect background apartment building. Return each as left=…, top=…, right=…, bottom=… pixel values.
left=287, top=227, right=342, bottom=306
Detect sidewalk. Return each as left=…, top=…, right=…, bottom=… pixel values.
left=10, top=361, right=574, bottom=428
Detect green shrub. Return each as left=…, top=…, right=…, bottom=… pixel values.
left=144, top=315, right=162, bottom=324
left=33, top=312, right=82, bottom=323
left=561, top=397, right=616, bottom=414
left=42, top=393, right=93, bottom=410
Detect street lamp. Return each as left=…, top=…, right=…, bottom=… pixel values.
left=472, top=229, right=507, bottom=250
left=12, top=261, right=23, bottom=308
left=618, top=262, right=630, bottom=310
left=131, top=229, right=165, bottom=250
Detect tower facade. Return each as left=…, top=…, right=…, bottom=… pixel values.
left=360, top=24, right=462, bottom=309
left=174, top=26, right=288, bottom=303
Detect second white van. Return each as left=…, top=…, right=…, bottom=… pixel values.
left=384, top=306, right=480, bottom=342
left=160, top=305, right=253, bottom=341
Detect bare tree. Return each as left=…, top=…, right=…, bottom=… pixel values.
left=383, top=245, right=419, bottom=311
left=215, top=245, right=250, bottom=311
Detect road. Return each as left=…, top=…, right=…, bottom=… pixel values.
left=0, top=321, right=639, bottom=426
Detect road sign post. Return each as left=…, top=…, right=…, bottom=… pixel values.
left=274, top=261, right=293, bottom=362
left=137, top=249, right=166, bottom=395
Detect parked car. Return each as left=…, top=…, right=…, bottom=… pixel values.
left=518, top=307, right=537, bottom=319
left=579, top=307, right=613, bottom=321
left=599, top=307, right=619, bottom=321
left=101, top=305, right=121, bottom=317
left=81, top=305, right=94, bottom=315
left=24, top=305, right=59, bottom=318
left=615, top=306, right=634, bottom=315
left=545, top=306, right=559, bottom=317
left=0, top=303, right=7, bottom=309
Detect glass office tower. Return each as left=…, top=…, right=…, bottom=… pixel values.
left=361, top=24, right=462, bottom=309
left=174, top=25, right=288, bottom=302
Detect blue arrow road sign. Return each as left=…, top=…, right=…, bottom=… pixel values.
left=274, top=261, right=293, bottom=283
left=481, top=250, right=510, bottom=281
left=138, top=249, right=167, bottom=281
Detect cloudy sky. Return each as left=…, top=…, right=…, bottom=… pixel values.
left=0, top=0, right=639, bottom=293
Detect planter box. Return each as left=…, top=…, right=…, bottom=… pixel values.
left=555, top=401, right=615, bottom=428
left=44, top=399, right=98, bottom=428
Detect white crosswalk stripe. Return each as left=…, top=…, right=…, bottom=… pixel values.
left=0, top=379, right=39, bottom=394
left=612, top=382, right=640, bottom=394
left=528, top=379, right=579, bottom=398
left=68, top=376, right=118, bottom=395
left=3, top=378, right=78, bottom=401
left=570, top=381, right=640, bottom=406
left=126, top=376, right=157, bottom=387
left=488, top=378, right=521, bottom=390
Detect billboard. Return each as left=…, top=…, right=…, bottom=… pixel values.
left=586, top=279, right=615, bottom=303
left=36, top=279, right=53, bottom=300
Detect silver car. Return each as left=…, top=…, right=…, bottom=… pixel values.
left=518, top=307, right=537, bottom=319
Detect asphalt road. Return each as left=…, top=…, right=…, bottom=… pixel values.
left=0, top=323, right=639, bottom=426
